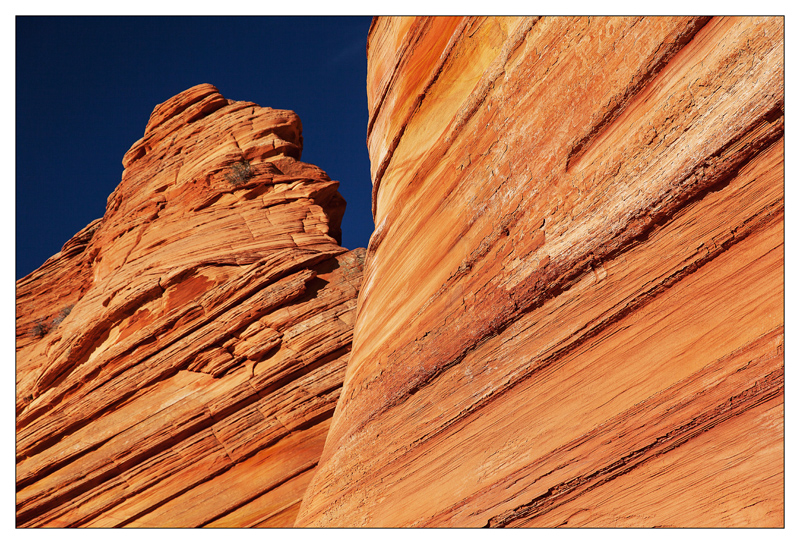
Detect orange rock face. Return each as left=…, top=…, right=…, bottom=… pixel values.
left=16, top=84, right=364, bottom=527
left=296, top=17, right=784, bottom=527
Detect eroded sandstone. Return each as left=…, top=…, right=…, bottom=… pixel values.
left=16, top=83, right=363, bottom=527
left=16, top=17, right=784, bottom=528
left=296, top=16, right=784, bottom=527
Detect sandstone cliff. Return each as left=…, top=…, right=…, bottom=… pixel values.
left=296, top=16, right=784, bottom=527
left=16, top=84, right=364, bottom=527
left=17, top=17, right=784, bottom=529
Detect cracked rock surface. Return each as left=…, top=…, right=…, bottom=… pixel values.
left=16, top=84, right=363, bottom=527
left=295, top=17, right=784, bottom=527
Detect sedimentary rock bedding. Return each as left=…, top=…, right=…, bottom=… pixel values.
left=16, top=16, right=784, bottom=528
left=295, top=16, right=784, bottom=527
left=16, top=84, right=363, bottom=527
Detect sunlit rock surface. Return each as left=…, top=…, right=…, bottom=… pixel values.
left=296, top=16, right=784, bottom=527
left=16, top=84, right=364, bottom=527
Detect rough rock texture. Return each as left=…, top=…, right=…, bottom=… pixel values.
left=296, top=17, right=784, bottom=527
left=16, top=83, right=364, bottom=527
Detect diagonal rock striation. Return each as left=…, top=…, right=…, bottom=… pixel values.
left=296, top=16, right=784, bottom=527
left=17, top=16, right=784, bottom=528
left=16, top=83, right=364, bottom=527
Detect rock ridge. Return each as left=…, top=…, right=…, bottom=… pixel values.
left=296, top=16, right=784, bottom=527
left=17, top=15, right=785, bottom=528
left=16, top=83, right=362, bottom=527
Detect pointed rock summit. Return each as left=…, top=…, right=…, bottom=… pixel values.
left=16, top=84, right=363, bottom=527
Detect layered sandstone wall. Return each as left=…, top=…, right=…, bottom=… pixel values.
left=16, top=84, right=363, bottom=527
left=16, top=17, right=784, bottom=528
left=296, top=16, right=784, bottom=527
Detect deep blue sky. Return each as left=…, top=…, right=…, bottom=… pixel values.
left=16, top=16, right=374, bottom=279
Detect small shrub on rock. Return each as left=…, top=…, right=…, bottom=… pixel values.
left=51, top=305, right=73, bottom=327
left=225, top=159, right=254, bottom=187
left=31, top=319, right=49, bottom=338
left=30, top=305, right=74, bottom=339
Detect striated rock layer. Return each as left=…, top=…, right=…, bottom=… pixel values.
left=296, top=17, right=784, bottom=527
left=16, top=84, right=364, bottom=527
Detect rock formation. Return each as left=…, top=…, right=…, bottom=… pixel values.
left=295, top=16, right=784, bottom=527
left=16, top=83, right=364, bottom=527
left=17, top=16, right=785, bottom=529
